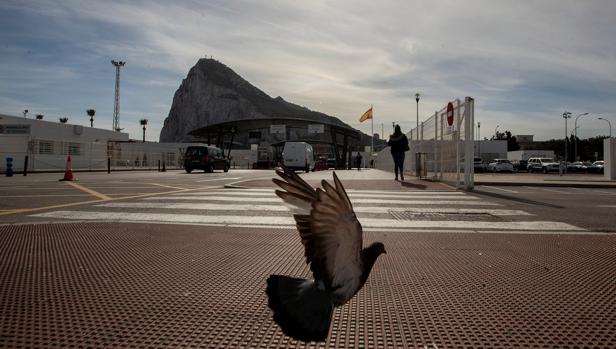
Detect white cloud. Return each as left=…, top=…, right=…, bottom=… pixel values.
left=1, top=0, right=615, bottom=141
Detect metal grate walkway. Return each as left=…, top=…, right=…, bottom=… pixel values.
left=0, top=223, right=614, bottom=348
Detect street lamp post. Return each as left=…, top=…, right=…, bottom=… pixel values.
left=477, top=122, right=481, bottom=157
left=563, top=112, right=572, bottom=170
left=574, top=112, right=589, bottom=161
left=598, top=117, right=612, bottom=138
left=140, top=119, right=148, bottom=142
left=415, top=93, right=420, bottom=142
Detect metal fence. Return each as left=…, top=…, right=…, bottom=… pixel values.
left=408, top=97, right=475, bottom=190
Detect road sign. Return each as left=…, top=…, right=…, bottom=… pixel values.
left=447, top=102, right=454, bottom=126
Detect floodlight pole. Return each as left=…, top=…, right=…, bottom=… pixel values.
left=574, top=112, right=589, bottom=161
left=111, top=60, right=126, bottom=132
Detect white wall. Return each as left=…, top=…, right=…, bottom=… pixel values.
left=1, top=113, right=129, bottom=172
left=507, top=150, right=555, bottom=161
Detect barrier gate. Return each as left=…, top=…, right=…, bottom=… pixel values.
left=409, top=97, right=475, bottom=190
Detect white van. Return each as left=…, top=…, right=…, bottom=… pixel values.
left=282, top=142, right=315, bottom=172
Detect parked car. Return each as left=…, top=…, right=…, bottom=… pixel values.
left=590, top=161, right=605, bottom=173
left=568, top=161, right=590, bottom=172
left=487, top=159, right=514, bottom=173
left=184, top=145, right=230, bottom=173
left=512, top=159, right=528, bottom=172
left=473, top=157, right=487, bottom=173
left=527, top=157, right=560, bottom=173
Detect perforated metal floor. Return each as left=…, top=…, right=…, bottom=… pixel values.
left=0, top=223, right=614, bottom=348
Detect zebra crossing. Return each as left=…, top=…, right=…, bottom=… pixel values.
left=30, top=188, right=585, bottom=232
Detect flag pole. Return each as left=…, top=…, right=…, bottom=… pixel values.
left=371, top=104, right=374, bottom=156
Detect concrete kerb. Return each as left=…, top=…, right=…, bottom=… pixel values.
left=474, top=181, right=616, bottom=188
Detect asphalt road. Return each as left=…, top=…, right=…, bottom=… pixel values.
left=471, top=185, right=616, bottom=233
left=0, top=169, right=271, bottom=223
left=2, top=169, right=613, bottom=232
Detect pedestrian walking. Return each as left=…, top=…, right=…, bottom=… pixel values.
left=387, top=125, right=409, bottom=181
left=356, top=152, right=362, bottom=171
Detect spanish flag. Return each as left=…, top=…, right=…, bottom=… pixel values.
left=359, top=107, right=373, bottom=123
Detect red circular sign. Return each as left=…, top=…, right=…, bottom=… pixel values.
left=446, top=102, right=454, bottom=126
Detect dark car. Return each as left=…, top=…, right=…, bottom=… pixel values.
left=473, top=157, right=487, bottom=173
left=513, top=159, right=528, bottom=172
left=184, top=146, right=230, bottom=173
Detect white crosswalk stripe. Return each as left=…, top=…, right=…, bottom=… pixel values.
left=30, top=188, right=586, bottom=232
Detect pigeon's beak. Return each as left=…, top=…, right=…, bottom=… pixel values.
left=383, top=249, right=387, bottom=254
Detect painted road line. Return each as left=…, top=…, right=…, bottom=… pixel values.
left=0, top=188, right=194, bottom=217
left=173, top=191, right=469, bottom=198
left=96, top=202, right=531, bottom=216
left=0, top=200, right=105, bottom=217
left=597, top=205, right=616, bottom=208
left=479, top=185, right=519, bottom=194
left=142, top=196, right=500, bottom=206
left=217, top=188, right=462, bottom=194
left=586, top=189, right=616, bottom=195
left=30, top=211, right=582, bottom=231
left=65, top=181, right=112, bottom=200
left=196, top=177, right=242, bottom=183
left=168, top=192, right=478, bottom=200
left=538, top=187, right=571, bottom=194
left=148, top=183, right=188, bottom=190
left=97, top=202, right=291, bottom=211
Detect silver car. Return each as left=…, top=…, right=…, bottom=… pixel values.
left=488, top=159, right=514, bottom=173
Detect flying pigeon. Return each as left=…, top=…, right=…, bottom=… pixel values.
left=266, top=165, right=386, bottom=342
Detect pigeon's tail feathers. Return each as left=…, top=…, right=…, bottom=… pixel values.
left=266, top=275, right=334, bottom=342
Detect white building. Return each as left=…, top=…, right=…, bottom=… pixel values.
left=507, top=150, right=555, bottom=162
left=0, top=113, right=205, bottom=173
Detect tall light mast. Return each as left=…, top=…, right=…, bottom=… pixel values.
left=111, top=60, right=126, bottom=131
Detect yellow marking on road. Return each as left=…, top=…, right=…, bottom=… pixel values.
left=65, top=181, right=113, bottom=200
left=0, top=188, right=194, bottom=217
left=148, top=183, right=187, bottom=190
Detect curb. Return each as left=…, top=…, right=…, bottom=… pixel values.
left=475, top=181, right=616, bottom=188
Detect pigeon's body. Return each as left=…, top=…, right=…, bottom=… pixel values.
left=266, top=166, right=386, bottom=342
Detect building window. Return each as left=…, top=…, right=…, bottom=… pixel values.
left=64, top=142, right=82, bottom=156
left=38, top=141, right=54, bottom=155
left=166, top=152, right=175, bottom=166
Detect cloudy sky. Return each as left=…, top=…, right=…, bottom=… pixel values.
left=1, top=0, right=615, bottom=141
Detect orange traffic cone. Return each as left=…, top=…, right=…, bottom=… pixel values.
left=60, top=155, right=75, bottom=181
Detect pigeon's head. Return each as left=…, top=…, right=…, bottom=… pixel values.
left=367, top=242, right=387, bottom=256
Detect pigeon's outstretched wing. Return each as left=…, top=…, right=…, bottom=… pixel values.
left=274, top=166, right=363, bottom=302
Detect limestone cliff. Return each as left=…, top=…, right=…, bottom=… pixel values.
left=159, top=58, right=364, bottom=143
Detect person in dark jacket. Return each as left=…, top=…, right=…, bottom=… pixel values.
left=387, top=125, right=409, bottom=181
